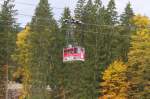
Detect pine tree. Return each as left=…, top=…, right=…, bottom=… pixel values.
left=95, top=0, right=118, bottom=69
left=0, top=0, right=18, bottom=64
left=106, top=0, right=118, bottom=25
left=0, top=0, right=18, bottom=98
left=100, top=0, right=119, bottom=65
left=74, top=0, right=86, bottom=20
left=82, top=0, right=94, bottom=24
left=100, top=60, right=128, bottom=99
left=93, top=0, right=111, bottom=69
left=78, top=0, right=100, bottom=98
left=94, top=0, right=102, bottom=16
left=0, top=0, right=18, bottom=63
left=49, top=7, right=72, bottom=99
left=28, top=0, right=58, bottom=98
left=93, top=0, right=108, bottom=97
left=127, top=15, right=150, bottom=98
left=60, top=7, right=71, bottom=45
left=120, top=2, right=134, bottom=26
left=119, top=2, right=134, bottom=61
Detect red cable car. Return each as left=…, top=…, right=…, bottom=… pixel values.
left=63, top=18, right=85, bottom=62
left=63, top=45, right=85, bottom=62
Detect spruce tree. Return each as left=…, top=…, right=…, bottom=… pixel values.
left=0, top=0, right=18, bottom=98
left=94, top=0, right=102, bottom=15
left=93, top=0, right=110, bottom=69
left=29, top=0, right=58, bottom=98
left=60, top=7, right=71, bottom=45
left=79, top=0, right=100, bottom=98
left=0, top=0, right=18, bottom=64
left=106, top=0, right=118, bottom=25
left=120, top=2, right=134, bottom=26
left=74, top=0, right=86, bottom=20
left=49, top=7, right=72, bottom=99
left=74, top=0, right=86, bottom=46
left=119, top=2, right=134, bottom=61
left=101, top=0, right=119, bottom=65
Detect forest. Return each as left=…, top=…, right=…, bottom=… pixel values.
left=0, top=0, right=150, bottom=99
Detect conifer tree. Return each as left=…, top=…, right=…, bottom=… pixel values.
left=93, top=0, right=102, bottom=17
left=79, top=0, right=100, bottom=98
left=120, top=2, right=134, bottom=26
left=74, top=0, right=86, bottom=47
left=0, top=0, right=18, bottom=63
left=83, top=0, right=94, bottom=24
left=49, top=7, right=72, bottom=98
left=101, top=0, right=119, bottom=65
left=28, top=0, right=58, bottom=98
left=127, top=15, right=150, bottom=98
left=74, top=0, right=86, bottom=20
left=119, top=2, right=134, bottom=61
left=106, top=0, right=118, bottom=25
left=0, top=0, right=18, bottom=98
left=60, top=7, right=71, bottom=45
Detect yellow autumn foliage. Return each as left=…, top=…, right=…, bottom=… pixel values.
left=132, top=14, right=150, bottom=28
left=16, top=26, right=30, bottom=48
left=127, top=15, right=150, bottom=98
left=13, top=26, right=31, bottom=98
left=13, top=66, right=31, bottom=99
left=100, top=60, right=128, bottom=99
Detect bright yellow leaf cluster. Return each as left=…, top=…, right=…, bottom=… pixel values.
left=16, top=26, right=30, bottom=48
left=127, top=15, right=150, bottom=98
left=13, top=26, right=31, bottom=98
left=100, top=60, right=128, bottom=99
left=132, top=14, right=150, bottom=28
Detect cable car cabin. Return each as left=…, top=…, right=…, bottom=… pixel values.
left=63, top=46, right=85, bottom=62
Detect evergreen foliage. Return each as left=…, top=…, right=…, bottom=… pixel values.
left=106, top=0, right=118, bottom=25
left=120, top=2, right=134, bottom=26
left=28, top=0, right=58, bottom=98
left=50, top=7, right=72, bottom=99
left=119, top=2, right=134, bottom=61
left=74, top=0, right=86, bottom=20
left=0, top=0, right=18, bottom=64
left=0, top=0, right=18, bottom=98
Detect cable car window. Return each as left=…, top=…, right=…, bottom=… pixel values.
left=64, top=49, right=67, bottom=53
left=74, top=48, right=77, bottom=53
left=81, top=48, right=83, bottom=52
left=77, top=48, right=81, bottom=53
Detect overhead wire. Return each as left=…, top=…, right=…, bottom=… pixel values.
left=0, top=11, right=127, bottom=29
left=0, top=0, right=75, bottom=11
left=0, top=23, right=134, bottom=38
left=0, top=1, right=131, bottom=28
